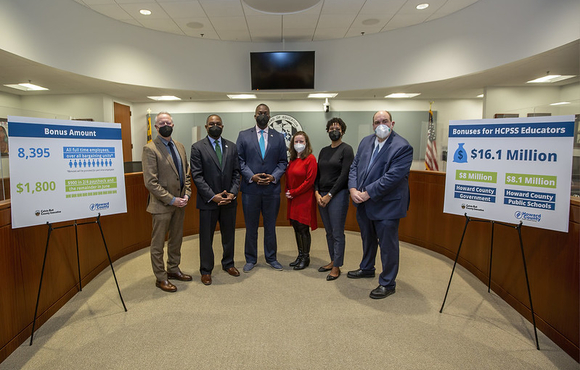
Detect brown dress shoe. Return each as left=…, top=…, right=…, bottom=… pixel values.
left=155, top=280, right=177, bottom=292
left=223, top=267, right=240, bottom=277
left=167, top=271, right=193, bottom=281
left=201, top=274, right=212, bottom=285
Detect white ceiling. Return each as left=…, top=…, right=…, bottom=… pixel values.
left=0, top=40, right=577, bottom=103
left=0, top=0, right=577, bottom=103
left=73, top=0, right=480, bottom=42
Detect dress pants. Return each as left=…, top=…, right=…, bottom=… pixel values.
left=199, top=205, right=236, bottom=275
left=150, top=206, right=185, bottom=281
left=356, top=203, right=400, bottom=288
left=318, top=189, right=349, bottom=267
left=242, top=192, right=280, bottom=264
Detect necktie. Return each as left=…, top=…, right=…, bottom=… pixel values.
left=215, top=140, right=222, bottom=166
left=367, top=144, right=380, bottom=170
left=259, top=130, right=266, bottom=158
left=168, top=141, right=184, bottom=188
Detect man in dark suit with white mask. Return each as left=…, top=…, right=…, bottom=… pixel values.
left=348, top=110, right=413, bottom=299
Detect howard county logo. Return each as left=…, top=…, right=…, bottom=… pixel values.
left=514, top=211, right=541, bottom=222
left=90, top=202, right=110, bottom=211
left=269, top=114, right=303, bottom=149
left=460, top=203, right=484, bottom=212
left=35, top=209, right=62, bottom=216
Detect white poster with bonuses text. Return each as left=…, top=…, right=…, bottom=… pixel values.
left=8, top=116, right=127, bottom=228
left=443, top=115, right=574, bottom=233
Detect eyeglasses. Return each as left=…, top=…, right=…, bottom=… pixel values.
left=373, top=119, right=391, bottom=125
left=157, top=121, right=173, bottom=126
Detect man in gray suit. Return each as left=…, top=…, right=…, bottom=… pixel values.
left=190, top=114, right=241, bottom=286
left=142, top=112, right=193, bottom=292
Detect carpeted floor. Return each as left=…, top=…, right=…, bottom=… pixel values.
left=1, top=227, right=577, bottom=369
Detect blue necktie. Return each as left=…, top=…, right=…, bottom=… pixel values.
left=259, top=130, right=266, bottom=158
left=367, top=144, right=380, bottom=170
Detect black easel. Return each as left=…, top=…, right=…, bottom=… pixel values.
left=439, top=214, right=540, bottom=350
left=30, top=213, right=127, bottom=345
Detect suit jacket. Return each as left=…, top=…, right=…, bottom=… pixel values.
left=348, top=131, right=413, bottom=220
left=142, top=136, right=192, bottom=214
left=236, top=127, right=288, bottom=195
left=190, top=136, right=241, bottom=210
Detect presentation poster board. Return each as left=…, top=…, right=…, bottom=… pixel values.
left=8, top=116, right=127, bottom=229
left=443, top=115, right=574, bottom=233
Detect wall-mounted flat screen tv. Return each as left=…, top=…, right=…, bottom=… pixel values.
left=250, top=51, right=315, bottom=90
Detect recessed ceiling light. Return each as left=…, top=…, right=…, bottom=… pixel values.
left=140, top=9, right=152, bottom=16
left=416, top=4, right=429, bottom=10
left=147, top=96, right=181, bottom=101
left=227, top=94, right=257, bottom=99
left=477, top=94, right=484, bottom=98
left=4, top=82, right=48, bottom=91
left=385, top=93, right=421, bottom=98
left=527, top=75, right=575, bottom=83
left=362, top=19, right=380, bottom=26
left=550, top=101, right=571, bottom=106
left=308, top=93, right=338, bottom=98
left=186, top=22, right=204, bottom=29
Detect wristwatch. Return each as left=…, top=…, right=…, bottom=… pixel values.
left=328, top=192, right=333, bottom=198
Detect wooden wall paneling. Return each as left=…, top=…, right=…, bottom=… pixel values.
left=0, top=207, right=27, bottom=356
left=122, top=173, right=152, bottom=252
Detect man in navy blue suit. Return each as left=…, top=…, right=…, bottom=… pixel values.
left=236, top=104, right=288, bottom=272
left=348, top=110, right=413, bottom=299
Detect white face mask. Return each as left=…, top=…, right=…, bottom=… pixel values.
left=375, top=124, right=391, bottom=140
left=294, top=143, right=306, bottom=153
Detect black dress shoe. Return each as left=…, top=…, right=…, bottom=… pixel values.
left=369, top=285, right=395, bottom=299
left=318, top=265, right=332, bottom=272
left=347, top=269, right=375, bottom=279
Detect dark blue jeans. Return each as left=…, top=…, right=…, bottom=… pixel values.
left=318, top=189, right=349, bottom=267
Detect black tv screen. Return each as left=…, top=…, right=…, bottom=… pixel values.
left=250, top=51, right=315, bottom=90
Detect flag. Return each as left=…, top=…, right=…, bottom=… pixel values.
left=425, top=108, right=439, bottom=171
left=146, top=113, right=152, bottom=143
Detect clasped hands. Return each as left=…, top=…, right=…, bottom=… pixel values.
left=315, top=191, right=332, bottom=207
left=251, top=173, right=275, bottom=186
left=350, top=188, right=370, bottom=204
left=212, top=190, right=235, bottom=206
left=174, top=195, right=189, bottom=208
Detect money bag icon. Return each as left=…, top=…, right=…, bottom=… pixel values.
left=453, top=143, right=468, bottom=163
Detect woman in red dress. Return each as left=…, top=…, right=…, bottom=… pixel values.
left=285, top=131, right=318, bottom=270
